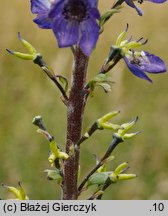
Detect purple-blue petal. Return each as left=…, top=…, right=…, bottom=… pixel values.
left=49, top=0, right=66, bottom=18
left=124, top=0, right=143, bottom=16
left=52, top=16, right=79, bottom=47
left=30, top=0, right=100, bottom=54
left=141, top=52, right=167, bottom=73
left=147, top=0, right=167, bottom=3
left=33, top=14, right=52, bottom=29
left=87, top=0, right=98, bottom=7
left=124, top=56, right=152, bottom=82
left=89, top=8, right=100, bottom=20
left=79, top=18, right=100, bottom=56
left=31, top=0, right=51, bottom=14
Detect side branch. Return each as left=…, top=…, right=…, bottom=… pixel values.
left=33, top=56, right=69, bottom=102
left=78, top=136, right=123, bottom=194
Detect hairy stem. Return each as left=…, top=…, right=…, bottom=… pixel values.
left=62, top=47, right=89, bottom=199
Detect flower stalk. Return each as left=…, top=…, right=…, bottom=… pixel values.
left=6, top=33, right=69, bottom=103
left=78, top=135, right=123, bottom=195
left=63, top=47, right=89, bottom=199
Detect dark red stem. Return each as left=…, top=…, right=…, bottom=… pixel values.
left=62, top=47, right=89, bottom=199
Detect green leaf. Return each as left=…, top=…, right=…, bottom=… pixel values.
left=56, top=75, right=68, bottom=93
left=97, top=83, right=111, bottom=93
left=99, top=8, right=121, bottom=28
left=92, top=74, right=107, bottom=82
left=87, top=172, right=111, bottom=187
left=44, top=169, right=62, bottom=183
left=88, top=74, right=114, bottom=97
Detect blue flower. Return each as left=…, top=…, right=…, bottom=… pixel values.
left=124, top=50, right=166, bottom=82
left=30, top=0, right=100, bottom=56
left=124, top=0, right=167, bottom=16
left=105, top=27, right=166, bottom=82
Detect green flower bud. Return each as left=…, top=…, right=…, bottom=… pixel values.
left=116, top=26, right=128, bottom=46
left=110, top=163, right=137, bottom=183
left=104, top=155, right=115, bottom=164
left=58, top=151, right=69, bottom=160
left=99, top=111, right=120, bottom=122
left=97, top=155, right=115, bottom=173
left=50, top=141, right=59, bottom=157
left=119, top=117, right=138, bottom=135
left=32, top=115, right=46, bottom=131
left=123, top=132, right=141, bottom=140
left=109, top=172, right=118, bottom=183
left=97, top=111, right=121, bottom=130
left=18, top=32, right=36, bottom=55
left=114, top=162, right=128, bottom=175
left=114, top=25, right=148, bottom=55
left=114, top=117, right=140, bottom=141
left=48, top=141, right=69, bottom=166
left=48, top=153, right=57, bottom=166
left=97, top=164, right=107, bottom=173
left=6, top=49, right=34, bottom=60
left=117, top=174, right=137, bottom=180
left=2, top=182, right=29, bottom=200
left=6, top=32, right=42, bottom=61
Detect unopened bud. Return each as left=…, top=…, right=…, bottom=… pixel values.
left=58, top=151, right=69, bottom=160
left=117, top=174, right=137, bottom=180
left=2, top=182, right=29, bottom=200
left=114, top=162, right=128, bottom=175
left=123, top=131, right=140, bottom=140
left=97, top=111, right=121, bottom=130
left=109, top=172, right=117, bottom=183
left=6, top=33, right=42, bottom=62
left=32, top=116, right=46, bottom=130
left=119, top=117, right=138, bottom=135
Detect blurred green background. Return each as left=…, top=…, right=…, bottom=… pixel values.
left=0, top=0, right=168, bottom=199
